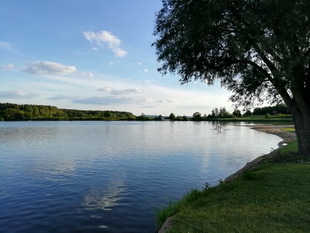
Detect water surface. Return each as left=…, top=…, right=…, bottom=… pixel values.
left=0, top=121, right=281, bottom=233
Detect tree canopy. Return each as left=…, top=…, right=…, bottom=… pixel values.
left=154, top=0, right=310, bottom=155
left=0, top=103, right=135, bottom=121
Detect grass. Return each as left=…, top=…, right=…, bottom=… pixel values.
left=156, top=141, right=310, bottom=233
left=282, top=127, right=296, bottom=132
left=206, top=115, right=293, bottom=122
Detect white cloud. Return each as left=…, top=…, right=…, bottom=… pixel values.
left=48, top=94, right=75, bottom=101
left=73, top=96, right=135, bottom=105
left=81, top=72, right=94, bottom=78
left=83, top=30, right=127, bottom=57
left=98, top=87, right=113, bottom=92
left=0, top=41, right=14, bottom=51
left=21, top=61, right=77, bottom=75
left=158, top=99, right=178, bottom=103
left=0, top=64, right=14, bottom=70
left=0, top=90, right=38, bottom=99
left=112, top=47, right=127, bottom=57
left=144, top=69, right=148, bottom=73
left=98, top=87, right=145, bottom=95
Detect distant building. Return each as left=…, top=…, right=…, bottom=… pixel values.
left=161, top=116, right=170, bottom=121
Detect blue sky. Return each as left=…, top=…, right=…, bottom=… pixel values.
left=0, top=0, right=233, bottom=116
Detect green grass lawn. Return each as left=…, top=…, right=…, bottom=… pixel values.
left=157, top=141, right=310, bottom=233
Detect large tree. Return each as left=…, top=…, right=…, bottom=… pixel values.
left=153, top=0, right=310, bottom=155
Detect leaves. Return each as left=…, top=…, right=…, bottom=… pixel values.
left=153, top=0, right=310, bottom=107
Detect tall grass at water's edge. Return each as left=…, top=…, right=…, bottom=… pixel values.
left=156, top=140, right=310, bottom=233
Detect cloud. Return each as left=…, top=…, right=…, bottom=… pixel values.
left=73, top=95, right=153, bottom=106
left=0, top=64, right=14, bottom=70
left=142, top=105, right=156, bottom=109
left=21, top=61, right=77, bottom=75
left=81, top=72, right=94, bottom=78
left=144, top=69, right=148, bottom=73
left=98, top=87, right=145, bottom=95
left=0, top=41, right=14, bottom=51
left=158, top=99, right=178, bottom=103
left=0, top=90, right=38, bottom=99
left=73, top=96, right=135, bottom=105
left=83, top=30, right=127, bottom=57
left=48, top=94, right=75, bottom=101
left=112, top=48, right=127, bottom=57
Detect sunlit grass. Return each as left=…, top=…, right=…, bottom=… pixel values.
left=282, top=127, right=296, bottom=132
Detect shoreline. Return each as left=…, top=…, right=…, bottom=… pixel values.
left=158, top=124, right=296, bottom=233
left=224, top=124, right=296, bottom=182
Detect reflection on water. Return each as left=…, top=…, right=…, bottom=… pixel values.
left=0, top=121, right=281, bottom=233
left=84, top=179, right=126, bottom=211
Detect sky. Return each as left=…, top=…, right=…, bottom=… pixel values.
left=0, top=0, right=234, bottom=116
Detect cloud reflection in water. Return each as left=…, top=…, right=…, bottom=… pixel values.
left=83, top=180, right=126, bottom=211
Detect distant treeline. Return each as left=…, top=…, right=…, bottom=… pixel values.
left=252, top=104, right=290, bottom=115
left=151, top=104, right=291, bottom=122
left=0, top=103, right=136, bottom=121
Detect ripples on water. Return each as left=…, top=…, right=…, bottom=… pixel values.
left=0, top=121, right=281, bottom=233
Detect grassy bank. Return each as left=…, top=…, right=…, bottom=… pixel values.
left=204, top=114, right=293, bottom=122
left=157, top=141, right=310, bottom=233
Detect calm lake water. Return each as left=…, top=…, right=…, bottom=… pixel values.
left=0, top=121, right=281, bottom=233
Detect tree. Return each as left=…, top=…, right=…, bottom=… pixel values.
left=219, top=107, right=228, bottom=118
left=154, top=0, right=310, bottom=155
left=233, top=109, right=242, bottom=118
left=169, top=113, right=176, bottom=121
left=181, top=115, right=188, bottom=121
left=243, top=110, right=252, bottom=117
left=192, top=112, right=202, bottom=121
left=211, top=108, right=219, bottom=118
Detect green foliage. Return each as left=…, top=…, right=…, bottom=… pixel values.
left=209, top=107, right=234, bottom=119
left=181, top=115, right=188, bottom=121
left=232, top=109, right=242, bottom=117
left=154, top=115, right=163, bottom=121
left=169, top=113, right=176, bottom=121
left=264, top=140, right=310, bottom=164
left=135, top=113, right=151, bottom=121
left=156, top=200, right=181, bottom=228
left=154, top=0, right=310, bottom=155
left=174, top=115, right=188, bottom=121
left=0, top=103, right=135, bottom=121
left=253, top=104, right=290, bottom=115
left=243, top=110, right=252, bottom=117
left=154, top=0, right=310, bottom=106
left=192, top=112, right=202, bottom=121
left=184, top=104, right=292, bottom=122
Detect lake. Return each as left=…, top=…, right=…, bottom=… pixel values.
left=0, top=121, right=281, bottom=233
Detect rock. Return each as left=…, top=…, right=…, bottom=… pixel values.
left=158, top=217, right=174, bottom=233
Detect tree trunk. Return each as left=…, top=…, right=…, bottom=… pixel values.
left=292, top=109, right=310, bottom=156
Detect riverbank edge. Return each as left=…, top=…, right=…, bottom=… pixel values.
left=157, top=124, right=296, bottom=233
